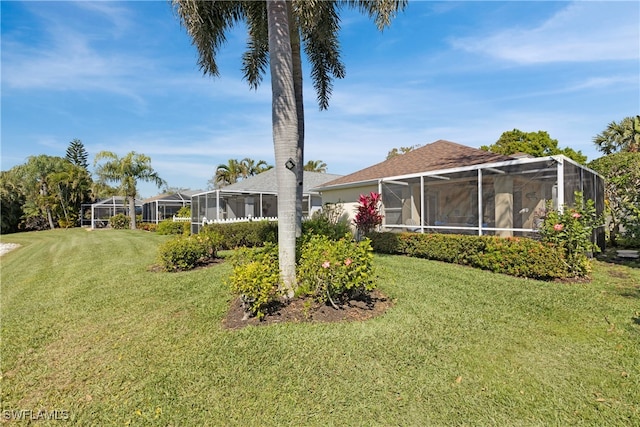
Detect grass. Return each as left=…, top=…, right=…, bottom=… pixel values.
left=1, top=228, right=639, bottom=425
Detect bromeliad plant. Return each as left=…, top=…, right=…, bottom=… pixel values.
left=537, top=192, right=603, bottom=277
left=354, top=192, right=383, bottom=237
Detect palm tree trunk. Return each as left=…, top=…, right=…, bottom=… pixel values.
left=267, top=0, right=298, bottom=297
left=41, top=182, right=56, bottom=230
left=288, top=4, right=305, bottom=238
left=128, top=195, right=137, bottom=230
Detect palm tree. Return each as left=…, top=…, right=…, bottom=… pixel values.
left=214, top=158, right=245, bottom=187
left=593, top=116, right=640, bottom=154
left=241, top=157, right=273, bottom=176
left=94, top=151, right=166, bottom=229
left=173, top=0, right=406, bottom=295
left=303, top=160, right=327, bottom=172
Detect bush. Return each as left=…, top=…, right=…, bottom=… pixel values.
left=537, top=193, right=604, bottom=277
left=157, top=231, right=222, bottom=272
left=203, top=221, right=278, bottom=249
left=368, top=231, right=570, bottom=280
left=227, top=244, right=281, bottom=319
left=109, top=213, right=130, bottom=229
left=302, top=203, right=352, bottom=241
left=297, top=235, right=376, bottom=306
left=157, top=219, right=189, bottom=235
left=138, top=222, right=157, bottom=232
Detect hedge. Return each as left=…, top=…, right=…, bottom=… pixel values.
left=368, top=232, right=570, bottom=280
left=202, top=221, right=278, bottom=249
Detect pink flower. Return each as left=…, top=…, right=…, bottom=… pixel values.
left=553, top=223, right=564, bottom=231
left=344, top=258, right=353, bottom=266
left=322, top=261, right=331, bottom=269
left=572, top=212, right=581, bottom=219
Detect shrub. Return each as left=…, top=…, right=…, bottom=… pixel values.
left=369, top=231, right=570, bottom=280
left=176, top=206, right=191, bottom=218
left=157, top=231, right=222, bottom=272
left=157, top=219, right=189, bottom=235
left=138, top=222, right=157, bottom=232
left=302, top=203, right=352, bottom=240
left=227, top=244, right=281, bottom=319
left=203, top=221, right=278, bottom=249
left=297, top=235, right=376, bottom=307
left=354, top=192, right=383, bottom=237
left=109, top=213, right=130, bottom=229
left=537, top=193, right=604, bottom=277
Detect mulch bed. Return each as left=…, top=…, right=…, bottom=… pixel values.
left=222, top=289, right=393, bottom=330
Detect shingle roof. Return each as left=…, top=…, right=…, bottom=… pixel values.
left=221, top=169, right=343, bottom=193
left=319, top=140, right=514, bottom=188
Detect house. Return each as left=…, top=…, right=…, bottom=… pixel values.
left=141, top=191, right=200, bottom=224
left=190, top=169, right=343, bottom=234
left=314, top=140, right=605, bottom=244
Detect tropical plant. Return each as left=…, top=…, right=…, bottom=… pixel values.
left=589, top=152, right=640, bottom=246
left=213, top=159, right=246, bottom=187
left=173, top=0, right=406, bottom=296
left=354, top=192, right=383, bottom=236
left=537, top=193, right=603, bottom=277
left=481, top=129, right=587, bottom=164
left=241, top=157, right=273, bottom=176
left=386, top=145, right=421, bottom=159
left=94, top=151, right=166, bottom=229
left=303, top=160, right=327, bottom=172
left=16, top=155, right=71, bottom=230
left=0, top=169, right=26, bottom=234
left=593, top=116, right=640, bottom=155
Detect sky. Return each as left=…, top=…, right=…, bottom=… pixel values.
left=2, top=1, right=639, bottom=198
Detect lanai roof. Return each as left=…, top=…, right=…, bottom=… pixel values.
left=317, top=140, right=514, bottom=189
left=213, top=169, right=343, bottom=194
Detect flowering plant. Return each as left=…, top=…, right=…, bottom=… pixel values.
left=297, top=234, right=376, bottom=307
left=354, top=192, right=383, bottom=236
left=537, top=192, right=603, bottom=277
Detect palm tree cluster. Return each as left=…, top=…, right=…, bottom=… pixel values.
left=211, top=158, right=273, bottom=188
left=1, top=140, right=94, bottom=233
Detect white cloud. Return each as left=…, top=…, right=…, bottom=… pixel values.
left=451, top=2, right=639, bottom=64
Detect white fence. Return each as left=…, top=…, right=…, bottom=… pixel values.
left=200, top=216, right=279, bottom=226
left=172, top=216, right=191, bottom=223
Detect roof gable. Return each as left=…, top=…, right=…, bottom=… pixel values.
left=321, top=140, right=513, bottom=187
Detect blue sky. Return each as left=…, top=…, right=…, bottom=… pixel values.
left=2, top=1, right=639, bottom=198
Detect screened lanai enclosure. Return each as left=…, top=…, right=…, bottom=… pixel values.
left=81, top=196, right=143, bottom=229
left=378, top=155, right=605, bottom=246
left=190, top=170, right=343, bottom=234
left=141, top=192, right=195, bottom=224
left=190, top=189, right=322, bottom=234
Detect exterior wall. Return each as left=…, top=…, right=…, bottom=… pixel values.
left=320, top=185, right=378, bottom=225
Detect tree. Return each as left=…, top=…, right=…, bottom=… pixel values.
left=589, top=152, right=640, bottom=245
left=213, top=159, right=245, bottom=187
left=481, top=129, right=587, bottom=164
left=240, top=157, right=273, bottom=176
left=0, top=169, right=26, bottom=234
left=65, top=138, right=90, bottom=169
left=17, top=155, right=71, bottom=230
left=593, top=116, right=640, bottom=155
left=173, top=0, right=406, bottom=295
left=303, top=160, right=327, bottom=172
left=386, top=145, right=421, bottom=159
left=49, top=163, right=93, bottom=227
left=94, top=151, right=166, bottom=229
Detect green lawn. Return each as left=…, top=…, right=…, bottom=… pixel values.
left=1, top=229, right=638, bottom=425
